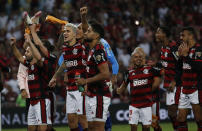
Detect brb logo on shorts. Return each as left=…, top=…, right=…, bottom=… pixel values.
left=133, top=79, right=148, bottom=86
left=65, top=60, right=78, bottom=67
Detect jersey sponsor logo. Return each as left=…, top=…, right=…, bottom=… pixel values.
left=161, top=61, right=168, bottom=67
left=133, top=79, right=148, bottom=86
left=65, top=60, right=78, bottom=67
left=164, top=52, right=168, bottom=57
left=183, top=63, right=191, bottom=69
left=31, top=65, right=34, bottom=70
left=96, top=55, right=102, bottom=61
left=72, top=48, right=78, bottom=55
left=143, top=69, right=149, bottom=74
left=82, top=59, right=86, bottom=66
left=196, top=52, right=202, bottom=58
left=28, top=74, right=35, bottom=80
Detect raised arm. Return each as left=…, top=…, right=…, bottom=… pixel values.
left=24, top=33, right=42, bottom=62
left=9, top=37, right=25, bottom=64
left=80, top=6, right=89, bottom=33
left=29, top=24, right=49, bottom=57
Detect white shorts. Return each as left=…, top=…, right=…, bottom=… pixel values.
left=152, top=102, right=160, bottom=116
left=85, top=95, right=111, bottom=122
left=28, top=99, right=52, bottom=125
left=166, top=87, right=177, bottom=105
left=66, top=90, right=85, bottom=115
left=129, top=105, right=152, bottom=125
left=178, top=90, right=199, bottom=109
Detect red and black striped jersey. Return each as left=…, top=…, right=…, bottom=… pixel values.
left=41, top=52, right=57, bottom=90
left=160, top=41, right=178, bottom=89
left=86, top=44, right=111, bottom=97
left=181, top=43, right=202, bottom=94
left=123, top=66, right=161, bottom=108
left=62, top=42, right=87, bottom=91
left=24, top=61, right=49, bottom=105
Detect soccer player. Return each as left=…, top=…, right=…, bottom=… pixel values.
left=177, top=27, right=202, bottom=131
left=49, top=23, right=88, bottom=131
left=117, top=47, right=161, bottom=131
left=9, top=34, right=52, bottom=131
left=76, top=21, right=111, bottom=131
left=155, top=26, right=181, bottom=131
left=0, top=56, right=11, bottom=92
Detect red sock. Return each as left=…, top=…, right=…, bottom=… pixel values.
left=197, top=121, right=202, bottom=131
left=170, top=117, right=178, bottom=130
left=70, top=127, right=79, bottom=131
left=177, top=122, right=188, bottom=131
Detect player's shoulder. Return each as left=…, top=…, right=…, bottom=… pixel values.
left=95, top=43, right=104, bottom=50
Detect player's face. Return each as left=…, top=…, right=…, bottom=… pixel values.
left=63, top=26, right=76, bottom=42
left=76, top=23, right=83, bottom=39
left=25, top=47, right=33, bottom=61
left=180, top=30, right=189, bottom=43
left=84, top=26, right=98, bottom=41
left=155, top=28, right=164, bottom=43
left=132, top=52, right=144, bottom=67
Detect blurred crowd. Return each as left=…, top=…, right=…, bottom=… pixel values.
left=0, top=0, right=202, bottom=107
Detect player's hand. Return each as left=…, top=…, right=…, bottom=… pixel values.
left=24, top=33, right=32, bottom=44
left=178, top=42, right=189, bottom=57
left=76, top=78, right=86, bottom=85
left=21, top=89, right=28, bottom=99
left=81, top=85, right=88, bottom=96
left=80, top=6, right=88, bottom=17
left=49, top=78, right=57, bottom=88
left=9, top=37, right=16, bottom=46
left=117, top=87, right=123, bottom=95
left=29, top=24, right=37, bottom=32
left=167, top=80, right=176, bottom=92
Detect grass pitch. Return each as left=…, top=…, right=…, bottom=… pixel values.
left=3, top=122, right=197, bottom=131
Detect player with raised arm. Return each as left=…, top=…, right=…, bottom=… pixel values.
left=176, top=27, right=202, bottom=131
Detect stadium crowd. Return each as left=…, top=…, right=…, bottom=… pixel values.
left=0, top=0, right=202, bottom=131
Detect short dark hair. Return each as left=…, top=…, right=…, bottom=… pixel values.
left=181, top=27, right=197, bottom=40
left=41, top=39, right=55, bottom=52
left=159, top=26, right=170, bottom=38
left=88, top=20, right=105, bottom=38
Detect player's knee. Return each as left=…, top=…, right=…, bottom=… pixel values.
left=168, top=105, right=177, bottom=118
left=142, top=125, right=150, bottom=131
left=78, top=115, right=88, bottom=129
left=68, top=114, right=78, bottom=128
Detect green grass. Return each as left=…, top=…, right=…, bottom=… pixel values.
left=2, top=122, right=197, bottom=131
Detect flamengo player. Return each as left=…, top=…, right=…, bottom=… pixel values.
left=76, top=21, right=111, bottom=131
left=49, top=23, right=88, bottom=131
left=9, top=34, right=52, bottom=131
left=155, top=27, right=181, bottom=131
left=177, top=27, right=202, bottom=131
left=117, top=47, right=161, bottom=131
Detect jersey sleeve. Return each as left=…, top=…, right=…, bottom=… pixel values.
left=100, top=38, right=119, bottom=75
left=151, top=67, right=161, bottom=77
left=185, top=45, right=202, bottom=71
left=123, top=71, right=129, bottom=84
left=93, top=47, right=108, bottom=66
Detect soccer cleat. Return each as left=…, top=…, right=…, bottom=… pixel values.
left=23, top=11, right=32, bottom=25
left=31, top=11, right=42, bottom=24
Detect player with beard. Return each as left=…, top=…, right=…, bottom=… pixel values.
left=155, top=27, right=181, bottom=131
left=177, top=27, right=202, bottom=131
left=49, top=23, right=88, bottom=131
left=117, top=47, right=161, bottom=131
left=9, top=34, right=52, bottom=131
left=75, top=21, right=111, bottom=131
